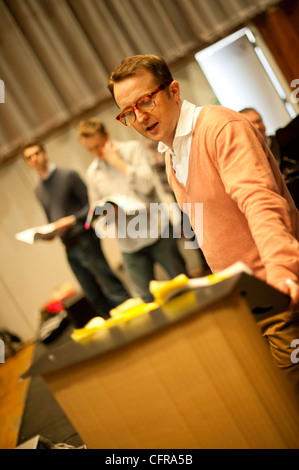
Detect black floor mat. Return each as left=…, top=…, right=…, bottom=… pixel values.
left=17, top=323, right=85, bottom=448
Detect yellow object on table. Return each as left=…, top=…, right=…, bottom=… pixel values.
left=71, top=263, right=254, bottom=343
left=71, top=297, right=157, bottom=343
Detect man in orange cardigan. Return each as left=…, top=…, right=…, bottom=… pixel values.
left=108, top=54, right=299, bottom=393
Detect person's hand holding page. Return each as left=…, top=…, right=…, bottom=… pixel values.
left=54, top=215, right=76, bottom=232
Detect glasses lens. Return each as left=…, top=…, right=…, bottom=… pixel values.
left=138, top=96, right=155, bottom=112
left=120, top=110, right=135, bottom=126
left=117, top=89, right=159, bottom=125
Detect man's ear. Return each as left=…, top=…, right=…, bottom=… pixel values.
left=169, top=81, right=180, bottom=102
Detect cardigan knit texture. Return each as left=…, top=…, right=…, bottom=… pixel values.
left=166, top=105, right=299, bottom=292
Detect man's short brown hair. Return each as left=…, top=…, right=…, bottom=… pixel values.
left=77, top=118, right=106, bottom=138
left=108, top=54, right=173, bottom=101
left=22, top=141, right=45, bottom=157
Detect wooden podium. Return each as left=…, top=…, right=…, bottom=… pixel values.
left=25, top=272, right=299, bottom=449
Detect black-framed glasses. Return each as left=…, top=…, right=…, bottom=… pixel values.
left=116, top=82, right=171, bottom=126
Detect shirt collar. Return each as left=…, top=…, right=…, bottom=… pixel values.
left=94, top=157, right=102, bottom=169
left=158, top=100, right=198, bottom=154
left=41, top=162, right=56, bottom=181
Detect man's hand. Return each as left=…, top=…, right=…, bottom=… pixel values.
left=279, top=278, right=299, bottom=312
left=102, top=141, right=127, bottom=175
left=54, top=215, right=76, bottom=232
left=286, top=279, right=299, bottom=312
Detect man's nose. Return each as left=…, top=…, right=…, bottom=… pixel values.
left=135, top=108, right=149, bottom=123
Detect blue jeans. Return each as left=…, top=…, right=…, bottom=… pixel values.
left=66, top=231, right=129, bottom=317
left=122, top=231, right=188, bottom=303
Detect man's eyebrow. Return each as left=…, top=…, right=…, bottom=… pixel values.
left=120, top=90, right=152, bottom=112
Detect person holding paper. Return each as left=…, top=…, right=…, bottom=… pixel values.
left=23, top=142, right=130, bottom=319
left=77, top=118, right=188, bottom=302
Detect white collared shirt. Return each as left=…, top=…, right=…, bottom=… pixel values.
left=86, top=139, right=169, bottom=253
left=158, top=100, right=202, bottom=186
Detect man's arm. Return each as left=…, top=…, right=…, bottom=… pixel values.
left=103, top=140, right=155, bottom=197
left=214, top=119, right=299, bottom=310
left=51, top=171, right=89, bottom=232
left=101, top=141, right=127, bottom=176
left=67, top=171, right=90, bottom=223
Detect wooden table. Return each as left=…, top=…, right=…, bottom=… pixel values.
left=25, top=272, right=299, bottom=449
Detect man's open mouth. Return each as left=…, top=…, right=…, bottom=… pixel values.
left=146, top=122, right=158, bottom=132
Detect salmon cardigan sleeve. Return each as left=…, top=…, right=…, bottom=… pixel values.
left=166, top=105, right=299, bottom=291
